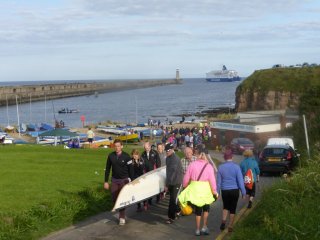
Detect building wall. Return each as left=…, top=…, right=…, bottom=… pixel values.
left=210, top=128, right=281, bottom=150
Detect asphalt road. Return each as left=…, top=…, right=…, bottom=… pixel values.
left=42, top=151, right=279, bottom=240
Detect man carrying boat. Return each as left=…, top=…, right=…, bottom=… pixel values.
left=141, top=141, right=161, bottom=208
left=104, top=139, right=134, bottom=225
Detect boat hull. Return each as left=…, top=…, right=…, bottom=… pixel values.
left=112, top=166, right=166, bottom=211
left=82, top=139, right=112, bottom=148
left=206, top=77, right=241, bottom=82
left=115, top=133, right=139, bottom=142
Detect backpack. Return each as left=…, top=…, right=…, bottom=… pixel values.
left=244, top=169, right=254, bottom=190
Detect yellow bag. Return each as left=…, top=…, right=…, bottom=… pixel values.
left=180, top=204, right=193, bottom=216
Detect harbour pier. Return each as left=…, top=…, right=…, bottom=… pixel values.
left=0, top=78, right=181, bottom=107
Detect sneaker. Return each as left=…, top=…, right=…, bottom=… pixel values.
left=200, top=227, right=210, bottom=235
left=195, top=230, right=201, bottom=236
left=165, top=218, right=174, bottom=224
left=119, top=218, right=126, bottom=225
left=247, top=201, right=253, bottom=209
left=220, top=222, right=226, bottom=231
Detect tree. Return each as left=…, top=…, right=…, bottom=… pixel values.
left=299, top=85, right=320, bottom=144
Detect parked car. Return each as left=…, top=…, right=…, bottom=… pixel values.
left=267, top=137, right=294, bottom=149
left=259, top=144, right=299, bottom=175
left=230, top=138, right=254, bottom=154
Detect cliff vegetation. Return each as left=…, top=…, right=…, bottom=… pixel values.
left=235, top=66, right=320, bottom=112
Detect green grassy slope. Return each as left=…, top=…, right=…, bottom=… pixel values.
left=238, top=66, right=320, bottom=93
left=0, top=144, right=141, bottom=240
left=230, top=156, right=320, bottom=240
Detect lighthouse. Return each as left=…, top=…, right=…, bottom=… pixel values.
left=176, top=69, right=180, bottom=80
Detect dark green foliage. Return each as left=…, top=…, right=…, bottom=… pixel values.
left=230, top=157, right=320, bottom=240
left=239, top=67, right=320, bottom=92
left=299, top=85, right=320, bottom=144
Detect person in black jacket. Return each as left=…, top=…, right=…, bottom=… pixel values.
left=164, top=142, right=183, bottom=224
left=104, top=139, right=134, bottom=225
left=131, top=149, right=144, bottom=212
left=140, top=141, right=161, bottom=209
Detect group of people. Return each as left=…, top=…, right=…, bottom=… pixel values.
left=104, top=140, right=260, bottom=236
left=160, top=125, right=212, bottom=149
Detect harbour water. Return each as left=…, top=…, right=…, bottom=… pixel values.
left=0, top=78, right=241, bottom=128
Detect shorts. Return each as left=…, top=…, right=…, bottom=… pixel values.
left=245, top=183, right=256, bottom=197
left=221, top=189, right=239, bottom=214
left=88, top=138, right=93, bottom=143
left=193, top=204, right=210, bottom=216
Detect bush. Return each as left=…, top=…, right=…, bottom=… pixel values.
left=230, top=156, right=320, bottom=240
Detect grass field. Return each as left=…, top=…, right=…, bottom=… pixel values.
left=0, top=144, right=141, bottom=240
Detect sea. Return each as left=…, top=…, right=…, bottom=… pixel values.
left=0, top=78, right=241, bottom=128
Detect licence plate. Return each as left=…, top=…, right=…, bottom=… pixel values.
left=268, top=157, right=281, bottom=162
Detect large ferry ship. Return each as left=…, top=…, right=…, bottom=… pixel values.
left=206, top=65, right=241, bottom=82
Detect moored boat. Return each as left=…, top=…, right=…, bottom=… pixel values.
left=58, top=108, right=79, bottom=114
left=115, top=133, right=139, bottom=142
left=82, top=138, right=113, bottom=148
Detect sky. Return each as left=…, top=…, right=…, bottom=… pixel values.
left=0, top=0, right=320, bottom=81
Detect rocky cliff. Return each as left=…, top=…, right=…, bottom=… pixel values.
left=235, top=66, right=320, bottom=112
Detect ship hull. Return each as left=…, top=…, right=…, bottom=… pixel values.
left=206, top=77, right=241, bottom=82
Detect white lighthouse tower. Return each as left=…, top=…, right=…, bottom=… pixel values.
left=176, top=69, right=180, bottom=80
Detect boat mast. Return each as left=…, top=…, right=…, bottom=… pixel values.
left=29, top=93, right=32, bottom=123
left=16, top=95, right=21, bottom=137
left=6, top=94, right=9, bottom=127
left=44, top=94, right=47, bottom=122
left=135, top=95, right=138, bottom=125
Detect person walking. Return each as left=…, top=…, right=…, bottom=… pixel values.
left=104, top=139, right=134, bottom=225
left=217, top=148, right=246, bottom=232
left=141, top=141, right=161, bottom=208
left=178, top=144, right=218, bottom=236
left=240, top=149, right=260, bottom=209
left=181, top=147, right=196, bottom=175
left=164, top=142, right=183, bottom=224
left=131, top=149, right=145, bottom=212
left=157, top=143, right=166, bottom=167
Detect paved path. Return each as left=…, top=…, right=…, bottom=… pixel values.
left=42, top=152, right=278, bottom=240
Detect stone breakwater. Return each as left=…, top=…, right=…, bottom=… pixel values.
left=0, top=78, right=181, bottom=107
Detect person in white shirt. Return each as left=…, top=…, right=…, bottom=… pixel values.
left=87, top=127, right=95, bottom=148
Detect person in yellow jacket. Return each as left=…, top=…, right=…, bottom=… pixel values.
left=178, top=144, right=218, bottom=236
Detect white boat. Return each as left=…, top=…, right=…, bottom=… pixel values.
left=112, top=166, right=166, bottom=211
left=206, top=65, right=241, bottom=82
left=0, top=133, right=14, bottom=144
left=99, top=128, right=130, bottom=135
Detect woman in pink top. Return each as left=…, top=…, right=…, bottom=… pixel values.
left=179, top=144, right=218, bottom=236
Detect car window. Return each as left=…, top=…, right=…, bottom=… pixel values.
left=240, top=139, right=253, bottom=144
left=264, top=148, right=286, bottom=155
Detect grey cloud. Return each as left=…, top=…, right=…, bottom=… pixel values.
left=80, top=0, right=303, bottom=18
left=0, top=0, right=316, bottom=47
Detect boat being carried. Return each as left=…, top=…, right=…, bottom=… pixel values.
left=206, top=65, right=241, bottom=82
